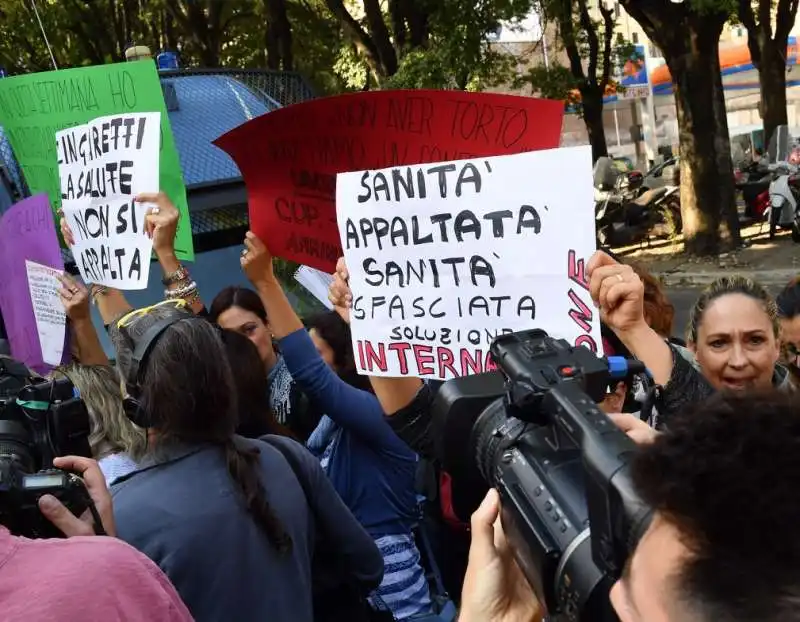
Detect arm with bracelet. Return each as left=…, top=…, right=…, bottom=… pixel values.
left=137, top=192, right=205, bottom=315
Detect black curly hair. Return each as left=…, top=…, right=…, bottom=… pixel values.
left=632, top=390, right=800, bottom=621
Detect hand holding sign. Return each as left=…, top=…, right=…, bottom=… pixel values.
left=586, top=251, right=646, bottom=333
left=56, top=273, right=91, bottom=322
left=241, top=231, right=277, bottom=288
left=328, top=257, right=353, bottom=324
left=140, top=192, right=180, bottom=255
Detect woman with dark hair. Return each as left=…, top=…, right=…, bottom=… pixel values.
left=304, top=311, right=372, bottom=393
left=108, top=301, right=383, bottom=622
left=220, top=329, right=297, bottom=439
left=240, top=232, right=434, bottom=621
left=209, top=286, right=319, bottom=441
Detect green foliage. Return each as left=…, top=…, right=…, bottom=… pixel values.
left=515, top=63, right=578, bottom=101
left=0, top=0, right=534, bottom=95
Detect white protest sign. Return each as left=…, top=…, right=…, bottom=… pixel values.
left=336, top=146, right=601, bottom=380
left=294, top=265, right=335, bottom=310
left=56, top=112, right=160, bottom=290
left=24, top=260, right=66, bottom=366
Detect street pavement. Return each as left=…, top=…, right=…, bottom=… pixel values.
left=667, top=284, right=780, bottom=338
left=667, top=287, right=700, bottom=338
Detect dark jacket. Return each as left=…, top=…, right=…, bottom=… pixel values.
left=657, top=343, right=794, bottom=428
left=111, top=435, right=383, bottom=622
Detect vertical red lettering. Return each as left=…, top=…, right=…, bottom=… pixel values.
left=568, top=249, right=589, bottom=290
left=575, top=334, right=598, bottom=353
left=568, top=289, right=593, bottom=332
left=412, top=344, right=435, bottom=376
left=365, top=341, right=388, bottom=372
left=437, top=347, right=458, bottom=379
left=357, top=340, right=366, bottom=370
left=388, top=342, right=412, bottom=375
left=460, top=349, right=482, bottom=376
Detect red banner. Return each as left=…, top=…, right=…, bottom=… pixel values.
left=214, top=90, right=564, bottom=272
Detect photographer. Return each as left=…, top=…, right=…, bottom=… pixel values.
left=459, top=390, right=800, bottom=622
left=7, top=455, right=192, bottom=621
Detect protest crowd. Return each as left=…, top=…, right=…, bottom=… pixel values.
left=3, top=58, right=800, bottom=622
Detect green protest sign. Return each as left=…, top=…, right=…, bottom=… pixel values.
left=0, top=60, right=194, bottom=260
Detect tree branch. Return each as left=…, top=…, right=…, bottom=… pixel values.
left=363, top=0, right=398, bottom=75
left=775, top=0, right=799, bottom=44
left=576, top=0, right=600, bottom=83
left=389, top=0, right=407, bottom=50
left=757, top=0, right=772, bottom=39
left=739, top=0, right=762, bottom=67
left=557, top=0, right=586, bottom=80
left=599, top=5, right=614, bottom=88
left=324, top=0, right=383, bottom=76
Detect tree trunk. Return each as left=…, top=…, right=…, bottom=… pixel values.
left=758, top=41, right=789, bottom=147
left=581, top=87, right=609, bottom=163
left=668, top=28, right=740, bottom=254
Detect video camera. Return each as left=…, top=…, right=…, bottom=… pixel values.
left=0, top=357, right=94, bottom=539
left=433, top=329, right=652, bottom=621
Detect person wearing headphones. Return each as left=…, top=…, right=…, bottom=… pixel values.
left=106, top=300, right=383, bottom=621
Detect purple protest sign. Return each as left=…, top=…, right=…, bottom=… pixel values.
left=0, top=194, right=67, bottom=374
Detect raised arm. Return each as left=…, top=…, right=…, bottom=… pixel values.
left=137, top=192, right=205, bottom=315
left=241, top=232, right=414, bottom=455
left=327, top=256, right=424, bottom=415
left=57, top=273, right=108, bottom=366
left=587, top=251, right=714, bottom=415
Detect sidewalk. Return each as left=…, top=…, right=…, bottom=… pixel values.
left=613, top=224, right=800, bottom=288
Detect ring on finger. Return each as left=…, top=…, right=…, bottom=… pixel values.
left=241, top=248, right=249, bottom=258
left=151, top=207, right=160, bottom=215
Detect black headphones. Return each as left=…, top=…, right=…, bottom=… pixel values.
left=121, top=314, right=191, bottom=428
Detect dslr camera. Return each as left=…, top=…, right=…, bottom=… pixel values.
left=0, top=357, right=94, bottom=538
left=434, top=329, right=652, bottom=621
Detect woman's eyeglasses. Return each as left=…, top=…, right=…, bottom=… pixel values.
left=117, top=298, right=188, bottom=329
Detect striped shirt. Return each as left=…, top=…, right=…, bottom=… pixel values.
left=371, top=534, right=432, bottom=620
left=317, top=431, right=432, bottom=621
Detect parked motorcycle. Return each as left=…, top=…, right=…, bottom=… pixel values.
left=735, top=159, right=773, bottom=221
left=766, top=125, right=800, bottom=242
left=593, top=157, right=681, bottom=247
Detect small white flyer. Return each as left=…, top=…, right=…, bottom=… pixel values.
left=25, top=260, right=67, bottom=366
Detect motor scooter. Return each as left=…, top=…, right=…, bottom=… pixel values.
left=766, top=126, right=800, bottom=242
left=594, top=157, right=677, bottom=247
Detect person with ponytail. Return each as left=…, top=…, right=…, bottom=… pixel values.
left=107, top=301, right=383, bottom=622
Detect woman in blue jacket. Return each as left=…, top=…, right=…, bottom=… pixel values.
left=240, top=231, right=433, bottom=621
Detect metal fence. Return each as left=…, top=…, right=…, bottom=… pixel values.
left=158, top=68, right=316, bottom=109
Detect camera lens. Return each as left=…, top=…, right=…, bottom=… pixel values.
left=471, top=400, right=526, bottom=485
left=0, top=420, right=35, bottom=476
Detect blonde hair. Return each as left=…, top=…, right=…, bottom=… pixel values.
left=52, top=364, right=147, bottom=461
left=687, top=276, right=780, bottom=343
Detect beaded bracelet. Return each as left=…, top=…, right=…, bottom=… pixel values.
left=165, top=280, right=198, bottom=300
left=162, top=265, right=190, bottom=286
left=89, top=284, right=109, bottom=306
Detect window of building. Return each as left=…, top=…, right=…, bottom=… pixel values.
left=632, top=32, right=639, bottom=44
left=736, top=26, right=744, bottom=37
left=615, top=3, right=620, bottom=18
